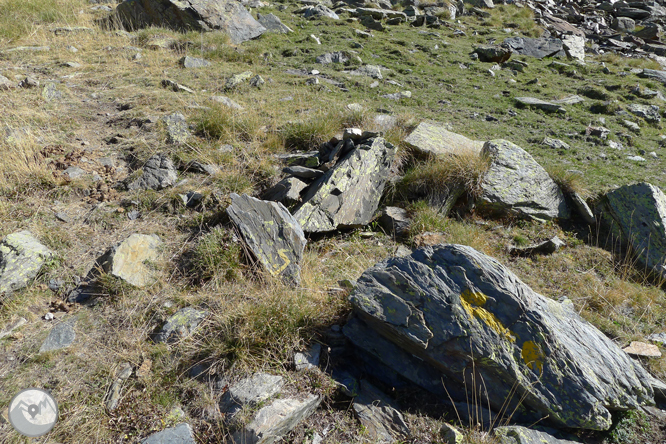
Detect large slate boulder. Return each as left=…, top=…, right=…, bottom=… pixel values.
left=115, top=0, right=266, bottom=44
left=293, top=137, right=396, bottom=233
left=595, top=183, right=666, bottom=280
left=0, top=230, right=54, bottom=295
left=227, top=194, right=306, bottom=285
left=477, top=140, right=569, bottom=221
left=404, top=122, right=484, bottom=157
left=347, top=244, right=656, bottom=430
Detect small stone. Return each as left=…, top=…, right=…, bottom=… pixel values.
left=623, top=341, right=662, bottom=358
left=96, top=234, right=162, bottom=287
left=220, top=373, right=284, bottom=414
left=210, top=95, right=244, bottom=110
left=441, top=423, right=464, bottom=444
left=161, top=79, right=195, bottom=94
left=179, top=56, right=210, bottom=68
left=249, top=75, right=265, bottom=87
left=142, top=423, right=196, bottom=444
left=18, top=77, right=39, bottom=88
left=542, top=137, right=569, bottom=150
left=154, top=307, right=208, bottom=344
left=42, top=83, right=62, bottom=101
left=55, top=212, right=71, bottom=223
left=648, top=333, right=666, bottom=346
left=294, top=343, right=322, bottom=371
left=39, top=318, right=76, bottom=352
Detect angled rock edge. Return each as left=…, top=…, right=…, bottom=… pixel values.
left=347, top=244, right=656, bottom=430
left=478, top=140, right=570, bottom=220
left=227, top=193, right=306, bottom=285
left=294, top=137, right=396, bottom=233
left=595, top=182, right=666, bottom=281
left=115, top=0, right=266, bottom=44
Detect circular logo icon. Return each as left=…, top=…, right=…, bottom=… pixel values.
left=8, top=388, right=58, bottom=437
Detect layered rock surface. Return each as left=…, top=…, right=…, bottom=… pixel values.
left=347, top=244, right=655, bottom=430
left=294, top=137, right=395, bottom=233
left=477, top=140, right=570, bottom=220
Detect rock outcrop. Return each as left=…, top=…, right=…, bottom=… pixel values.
left=346, top=244, right=655, bottom=430
left=294, top=137, right=396, bottom=233
left=116, top=0, right=266, bottom=44
left=477, top=140, right=570, bottom=220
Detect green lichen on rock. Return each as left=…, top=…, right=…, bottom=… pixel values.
left=154, top=307, right=208, bottom=344
left=0, top=230, right=55, bottom=295
left=294, top=137, right=396, bottom=233
left=477, top=140, right=570, bottom=221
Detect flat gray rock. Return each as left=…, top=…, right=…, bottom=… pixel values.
left=0, top=231, right=54, bottom=295
left=347, top=244, right=656, bottom=430
left=116, top=0, right=266, bottom=44
left=515, top=97, right=565, bottom=113
left=300, top=4, right=339, bottom=19
left=261, top=177, right=309, bottom=206
left=478, top=140, right=570, bottom=221
left=142, top=423, right=196, bottom=444
left=639, top=69, right=666, bottom=84
left=571, top=192, right=595, bottom=224
left=503, top=37, right=566, bottom=59
left=179, top=56, right=210, bottom=68
left=154, top=307, right=208, bottom=344
left=404, top=122, right=484, bottom=156
left=596, top=183, right=666, bottom=280
left=211, top=95, right=243, bottom=110
left=294, top=137, right=396, bottom=233
left=294, top=343, right=321, bottom=371
left=257, top=13, right=292, bottom=33
left=127, top=154, right=178, bottom=191
left=282, top=166, right=324, bottom=179
left=628, top=104, right=661, bottom=123
left=40, top=319, right=76, bottom=353
left=352, top=381, right=410, bottom=443
left=541, top=137, right=569, bottom=150
left=494, top=426, right=579, bottom=444
left=227, top=194, right=306, bottom=285
left=219, top=373, right=284, bottom=415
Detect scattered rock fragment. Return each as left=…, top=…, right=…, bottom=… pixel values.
left=0, top=75, right=14, bottom=90
left=515, top=97, right=565, bottom=113
left=261, top=177, right=309, bottom=206
left=211, top=95, right=244, bottom=110
left=219, top=373, right=284, bottom=415
left=225, top=71, right=253, bottom=90
left=504, top=37, right=566, bottom=59
left=283, top=166, right=324, bottom=180
left=257, top=12, right=293, bottom=33
left=541, top=137, right=569, bottom=150
left=227, top=193, right=306, bottom=285
left=96, top=234, right=162, bottom=287
left=628, top=104, right=661, bottom=123
left=39, top=318, right=76, bottom=353
left=161, top=79, right=195, bottom=93
left=353, top=381, right=410, bottom=443
left=0, top=231, right=54, bottom=295
left=378, top=207, right=410, bottom=239
left=509, top=236, right=565, bottom=256
left=127, top=153, right=178, bottom=191
left=404, top=122, right=484, bottom=156
left=42, top=83, right=62, bottom=101
left=623, top=341, right=662, bottom=358
left=299, top=4, right=339, bottom=20
left=474, top=45, right=512, bottom=63
left=294, top=343, right=321, bottom=371
left=316, top=51, right=349, bottom=65
left=179, top=56, right=210, bottom=68
left=153, top=307, right=208, bottom=344
left=142, top=423, right=196, bottom=444
left=162, top=113, right=189, bottom=144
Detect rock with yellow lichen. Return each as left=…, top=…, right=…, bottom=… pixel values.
left=346, top=244, right=657, bottom=431
left=227, top=193, right=306, bottom=286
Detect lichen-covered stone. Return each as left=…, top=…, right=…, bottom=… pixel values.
left=116, top=0, right=266, bottom=44
left=227, top=194, right=306, bottom=285
left=0, top=230, right=54, bottom=295
left=294, top=137, right=396, bottom=233
left=493, top=426, right=579, bottom=444
left=404, top=122, right=484, bottom=157
left=154, top=307, right=208, bottom=344
left=347, top=244, right=655, bottom=430
left=97, top=234, right=162, bottom=287
left=478, top=140, right=570, bottom=220
left=596, top=183, right=666, bottom=280
left=162, top=113, right=189, bottom=144
left=232, top=394, right=321, bottom=444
